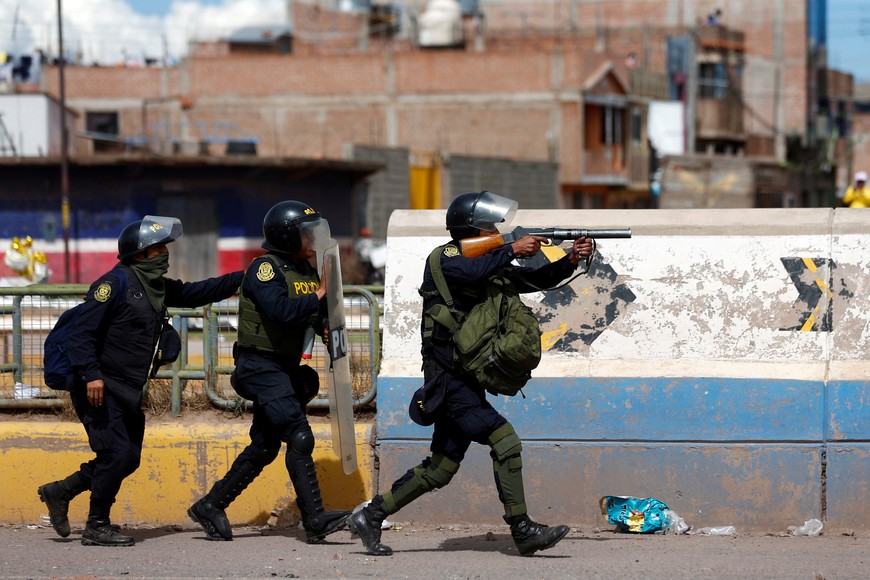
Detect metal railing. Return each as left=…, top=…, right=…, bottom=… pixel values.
left=0, top=284, right=382, bottom=415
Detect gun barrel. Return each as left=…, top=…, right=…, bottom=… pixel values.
left=549, top=228, right=632, bottom=239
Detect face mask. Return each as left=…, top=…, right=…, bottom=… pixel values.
left=138, top=252, right=170, bottom=276
left=128, top=251, right=169, bottom=313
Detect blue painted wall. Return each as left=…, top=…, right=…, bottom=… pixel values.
left=376, top=375, right=856, bottom=530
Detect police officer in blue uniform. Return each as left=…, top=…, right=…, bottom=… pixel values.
left=350, top=191, right=595, bottom=557
left=37, top=216, right=243, bottom=547
left=188, top=201, right=350, bottom=544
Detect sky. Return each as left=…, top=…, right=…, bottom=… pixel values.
left=0, top=0, right=286, bottom=65
left=0, top=0, right=868, bottom=83
left=826, top=0, right=870, bottom=83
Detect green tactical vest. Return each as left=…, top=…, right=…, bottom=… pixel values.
left=421, top=245, right=542, bottom=396
left=237, top=254, right=320, bottom=359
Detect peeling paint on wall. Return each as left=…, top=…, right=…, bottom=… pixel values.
left=384, top=209, right=870, bottom=374
left=780, top=257, right=835, bottom=331
left=534, top=253, right=636, bottom=351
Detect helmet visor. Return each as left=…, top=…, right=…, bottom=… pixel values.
left=469, top=191, right=518, bottom=233
left=140, top=215, right=183, bottom=249
left=300, top=217, right=331, bottom=264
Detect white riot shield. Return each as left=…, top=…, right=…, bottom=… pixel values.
left=323, top=240, right=358, bottom=475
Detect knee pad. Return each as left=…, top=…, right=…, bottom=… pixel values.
left=289, top=427, right=315, bottom=457
left=418, top=453, right=460, bottom=490
left=488, top=423, right=526, bottom=518
left=488, top=423, right=522, bottom=463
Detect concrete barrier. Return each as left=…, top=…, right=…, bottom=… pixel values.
left=377, top=208, right=870, bottom=532
left=1, top=420, right=374, bottom=526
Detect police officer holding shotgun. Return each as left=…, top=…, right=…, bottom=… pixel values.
left=349, top=190, right=595, bottom=557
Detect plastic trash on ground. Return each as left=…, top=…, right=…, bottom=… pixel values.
left=600, top=496, right=680, bottom=534
left=663, top=509, right=691, bottom=534
left=789, top=518, right=823, bottom=536
left=697, top=525, right=736, bottom=536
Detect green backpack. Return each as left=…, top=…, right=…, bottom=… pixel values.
left=422, top=246, right=542, bottom=396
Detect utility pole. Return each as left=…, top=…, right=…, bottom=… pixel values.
left=57, top=0, right=72, bottom=282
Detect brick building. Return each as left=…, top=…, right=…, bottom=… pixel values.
left=850, top=84, right=870, bottom=194
left=19, top=0, right=854, bottom=211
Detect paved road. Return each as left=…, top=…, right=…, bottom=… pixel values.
left=1, top=522, right=867, bottom=579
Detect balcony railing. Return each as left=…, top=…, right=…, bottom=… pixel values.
left=697, top=98, right=744, bottom=140
left=695, top=26, right=745, bottom=52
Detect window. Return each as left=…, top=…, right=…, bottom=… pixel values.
left=698, top=63, right=729, bottom=99
left=599, top=106, right=624, bottom=146
left=86, top=111, right=119, bottom=153
left=86, top=111, right=118, bottom=136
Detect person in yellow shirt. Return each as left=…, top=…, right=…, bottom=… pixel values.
left=843, top=171, right=870, bottom=208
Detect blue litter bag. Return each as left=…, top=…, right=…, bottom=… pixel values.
left=600, top=496, right=671, bottom=533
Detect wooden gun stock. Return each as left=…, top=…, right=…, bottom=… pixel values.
left=457, top=233, right=509, bottom=259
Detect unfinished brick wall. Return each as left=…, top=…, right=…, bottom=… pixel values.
left=36, top=0, right=815, bottom=183
left=187, top=54, right=386, bottom=97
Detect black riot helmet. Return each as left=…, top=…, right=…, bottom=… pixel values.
left=117, top=215, right=183, bottom=262
left=262, top=201, right=330, bottom=254
left=446, top=190, right=518, bottom=240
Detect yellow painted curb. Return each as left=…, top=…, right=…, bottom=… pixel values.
left=0, top=420, right=374, bottom=526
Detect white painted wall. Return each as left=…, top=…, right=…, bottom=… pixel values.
left=0, top=93, right=74, bottom=156
left=383, top=208, right=870, bottom=382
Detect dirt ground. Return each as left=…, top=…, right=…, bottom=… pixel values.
left=1, top=521, right=866, bottom=579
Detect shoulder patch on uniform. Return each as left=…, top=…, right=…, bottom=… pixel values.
left=94, top=282, right=112, bottom=302
left=442, top=245, right=460, bottom=257
left=256, top=261, right=276, bottom=282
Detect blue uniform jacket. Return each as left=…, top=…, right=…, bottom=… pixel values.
left=67, top=265, right=243, bottom=389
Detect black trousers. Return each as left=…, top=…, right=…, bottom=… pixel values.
left=70, top=385, right=144, bottom=504
left=429, top=371, right=508, bottom=464
left=231, top=351, right=310, bottom=466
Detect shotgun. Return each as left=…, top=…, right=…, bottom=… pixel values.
left=458, top=226, right=632, bottom=259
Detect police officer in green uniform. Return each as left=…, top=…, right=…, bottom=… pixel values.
left=349, top=191, right=594, bottom=557
left=188, top=201, right=350, bottom=543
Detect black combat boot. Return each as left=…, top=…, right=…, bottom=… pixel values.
left=187, top=498, right=232, bottom=541
left=188, top=458, right=265, bottom=541
left=37, top=471, right=88, bottom=538
left=81, top=499, right=134, bottom=547
left=286, top=449, right=350, bottom=544
left=294, top=498, right=351, bottom=544
left=508, top=514, right=569, bottom=557
left=348, top=495, right=393, bottom=556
